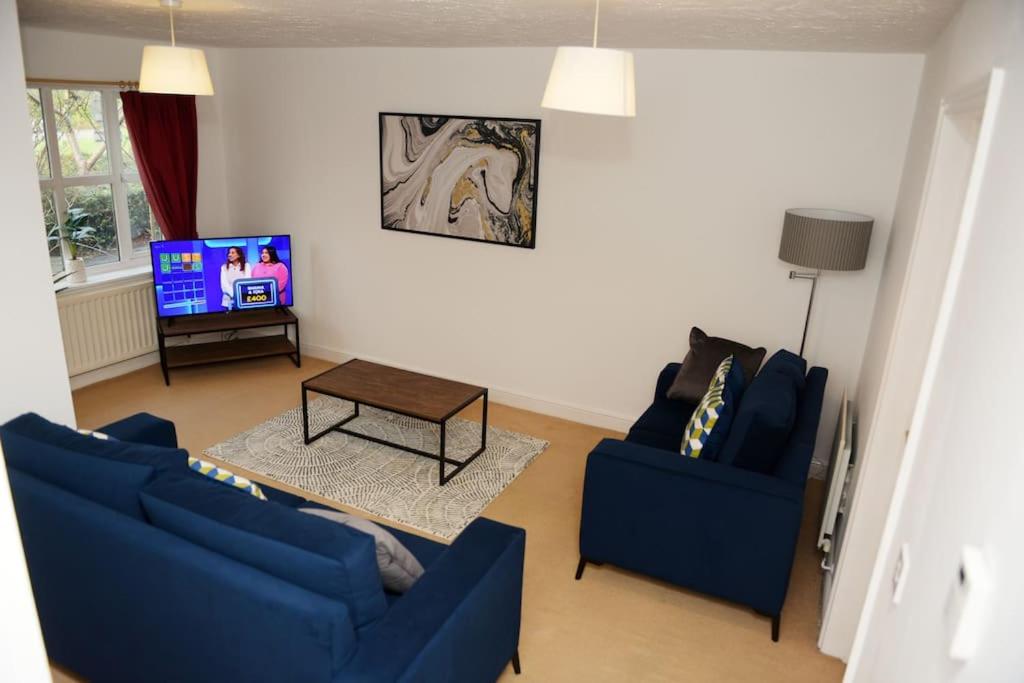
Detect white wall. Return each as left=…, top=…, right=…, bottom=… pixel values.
left=0, top=4, right=62, bottom=681
left=848, top=0, right=1024, bottom=677
left=217, top=47, right=922, bottom=452
left=820, top=0, right=1016, bottom=659
left=18, top=27, right=231, bottom=232
left=0, top=19, right=74, bottom=427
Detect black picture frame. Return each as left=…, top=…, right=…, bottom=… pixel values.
left=378, top=112, right=541, bottom=249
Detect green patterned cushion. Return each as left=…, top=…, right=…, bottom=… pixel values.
left=681, top=355, right=734, bottom=459
left=188, top=456, right=267, bottom=500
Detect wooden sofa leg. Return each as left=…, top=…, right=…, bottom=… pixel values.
left=575, top=557, right=587, bottom=580
left=512, top=649, right=522, bottom=675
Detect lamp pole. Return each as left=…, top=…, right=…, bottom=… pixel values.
left=789, top=269, right=820, bottom=358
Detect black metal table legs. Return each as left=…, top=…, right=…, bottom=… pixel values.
left=301, top=388, right=489, bottom=486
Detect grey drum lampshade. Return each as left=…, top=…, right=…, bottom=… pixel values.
left=778, top=208, right=874, bottom=271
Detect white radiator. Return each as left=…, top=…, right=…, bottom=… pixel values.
left=56, top=277, right=158, bottom=376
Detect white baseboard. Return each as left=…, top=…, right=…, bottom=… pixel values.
left=70, top=340, right=825, bottom=480
left=70, top=352, right=160, bottom=390
left=68, top=329, right=283, bottom=390
left=67, top=340, right=635, bottom=434
left=301, top=343, right=635, bottom=433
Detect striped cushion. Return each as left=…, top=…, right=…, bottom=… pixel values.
left=188, top=456, right=267, bottom=500
left=681, top=355, right=737, bottom=459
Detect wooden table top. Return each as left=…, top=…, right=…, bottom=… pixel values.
left=303, top=359, right=486, bottom=422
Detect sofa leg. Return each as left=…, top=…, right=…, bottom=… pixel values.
left=512, top=649, right=521, bottom=675
left=575, top=557, right=587, bottom=580
left=755, top=610, right=781, bottom=642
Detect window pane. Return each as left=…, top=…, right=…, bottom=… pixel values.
left=41, top=191, right=62, bottom=274
left=127, top=181, right=162, bottom=252
left=64, top=185, right=118, bottom=267
left=27, top=89, right=50, bottom=179
left=116, top=97, right=137, bottom=173
left=52, top=89, right=110, bottom=178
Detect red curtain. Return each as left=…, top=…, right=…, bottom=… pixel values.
left=120, top=92, right=199, bottom=241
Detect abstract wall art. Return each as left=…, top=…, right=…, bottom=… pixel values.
left=379, top=112, right=541, bottom=249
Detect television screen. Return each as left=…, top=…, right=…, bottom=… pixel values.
left=150, top=235, right=293, bottom=318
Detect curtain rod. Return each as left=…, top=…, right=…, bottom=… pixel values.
left=26, top=77, right=139, bottom=90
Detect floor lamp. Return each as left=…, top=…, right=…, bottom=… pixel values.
left=779, top=208, right=874, bottom=357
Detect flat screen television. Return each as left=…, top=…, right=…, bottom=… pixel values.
left=150, top=235, right=293, bottom=318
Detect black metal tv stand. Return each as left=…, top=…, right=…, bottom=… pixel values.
left=157, top=308, right=300, bottom=385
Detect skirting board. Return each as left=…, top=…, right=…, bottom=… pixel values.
left=68, top=329, right=279, bottom=390
left=66, top=341, right=826, bottom=479
left=301, top=343, right=634, bottom=433
left=70, top=351, right=160, bottom=390
left=67, top=341, right=826, bottom=479
left=66, top=340, right=633, bottom=433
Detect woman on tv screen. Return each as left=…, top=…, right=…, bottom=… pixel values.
left=252, top=245, right=290, bottom=299
left=220, top=246, right=251, bottom=309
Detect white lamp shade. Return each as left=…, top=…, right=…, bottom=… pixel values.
left=140, top=45, right=214, bottom=96
left=541, top=46, right=635, bottom=117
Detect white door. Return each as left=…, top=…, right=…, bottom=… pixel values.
left=847, top=65, right=1024, bottom=680
left=820, top=72, right=992, bottom=660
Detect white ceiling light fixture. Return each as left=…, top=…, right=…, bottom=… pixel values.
left=139, top=0, right=214, bottom=96
left=541, top=0, right=635, bottom=117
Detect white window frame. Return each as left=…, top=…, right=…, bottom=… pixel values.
left=30, top=83, right=155, bottom=275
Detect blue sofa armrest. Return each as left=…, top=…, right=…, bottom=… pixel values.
left=340, top=517, right=525, bottom=683
left=99, top=413, right=178, bottom=448
left=580, top=438, right=804, bottom=615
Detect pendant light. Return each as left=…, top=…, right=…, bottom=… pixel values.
left=139, top=0, right=214, bottom=96
left=541, top=0, right=635, bottom=117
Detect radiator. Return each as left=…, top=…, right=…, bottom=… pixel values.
left=56, top=277, right=158, bottom=376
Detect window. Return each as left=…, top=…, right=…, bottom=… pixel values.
left=26, top=85, right=162, bottom=275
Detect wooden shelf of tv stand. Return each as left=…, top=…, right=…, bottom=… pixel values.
left=159, top=308, right=297, bottom=337
left=164, top=336, right=297, bottom=368
left=157, top=308, right=300, bottom=384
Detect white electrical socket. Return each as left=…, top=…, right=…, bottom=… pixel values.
left=946, top=545, right=993, bottom=662
left=892, top=542, right=910, bottom=605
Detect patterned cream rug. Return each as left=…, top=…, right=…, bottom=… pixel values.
left=204, top=396, right=548, bottom=540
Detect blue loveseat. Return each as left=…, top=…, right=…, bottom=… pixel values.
left=576, top=351, right=827, bottom=641
left=1, top=412, right=525, bottom=682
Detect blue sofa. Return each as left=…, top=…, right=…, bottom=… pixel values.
left=2, top=412, right=525, bottom=682
left=576, top=352, right=827, bottom=641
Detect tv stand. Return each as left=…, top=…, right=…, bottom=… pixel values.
left=157, top=308, right=300, bottom=385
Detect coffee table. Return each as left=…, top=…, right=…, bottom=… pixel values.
left=301, top=359, right=488, bottom=485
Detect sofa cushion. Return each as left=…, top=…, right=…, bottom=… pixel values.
left=760, top=349, right=807, bottom=388
left=666, top=327, right=765, bottom=403
left=1, top=413, right=187, bottom=475
left=298, top=507, right=425, bottom=594
left=626, top=397, right=694, bottom=452
left=188, top=457, right=267, bottom=500
left=681, top=356, right=746, bottom=461
left=0, top=429, right=155, bottom=519
left=140, top=473, right=387, bottom=628
left=717, top=363, right=802, bottom=473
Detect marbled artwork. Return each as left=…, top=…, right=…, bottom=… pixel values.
left=379, top=113, right=540, bottom=248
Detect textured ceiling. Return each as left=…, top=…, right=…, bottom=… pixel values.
left=16, top=0, right=962, bottom=52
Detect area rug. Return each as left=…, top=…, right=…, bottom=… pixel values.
left=204, top=396, right=548, bottom=540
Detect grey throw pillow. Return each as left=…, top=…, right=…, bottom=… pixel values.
left=666, top=327, right=766, bottom=403
left=298, top=507, right=425, bottom=593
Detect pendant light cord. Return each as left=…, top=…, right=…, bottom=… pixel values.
left=169, top=4, right=176, bottom=47
left=592, top=0, right=600, bottom=48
